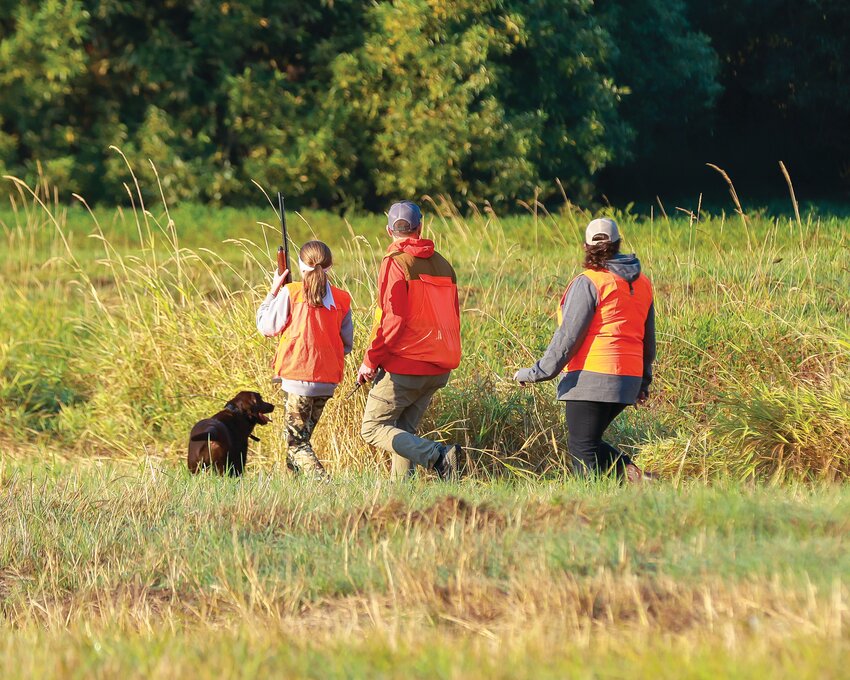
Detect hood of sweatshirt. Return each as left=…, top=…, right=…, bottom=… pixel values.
left=606, top=253, right=642, bottom=283
left=388, top=237, right=435, bottom=258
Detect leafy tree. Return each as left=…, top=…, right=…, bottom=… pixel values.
left=5, top=0, right=841, bottom=206
left=688, top=0, right=850, bottom=193
left=597, top=0, right=720, bottom=159
left=326, top=0, right=542, bottom=206
left=0, top=0, right=90, bottom=186
left=497, top=0, right=630, bottom=201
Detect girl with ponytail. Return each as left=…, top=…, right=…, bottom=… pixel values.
left=300, top=240, right=333, bottom=307
left=256, top=240, right=353, bottom=481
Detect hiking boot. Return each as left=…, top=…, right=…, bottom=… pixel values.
left=433, top=444, right=461, bottom=481
left=624, top=463, right=655, bottom=484
left=288, top=448, right=331, bottom=482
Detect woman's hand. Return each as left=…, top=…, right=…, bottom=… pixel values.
left=513, top=369, right=528, bottom=387
left=270, top=269, right=290, bottom=297
left=636, top=387, right=649, bottom=406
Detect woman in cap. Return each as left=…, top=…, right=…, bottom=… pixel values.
left=513, top=218, right=656, bottom=481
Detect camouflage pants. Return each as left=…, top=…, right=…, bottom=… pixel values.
left=283, top=392, right=330, bottom=480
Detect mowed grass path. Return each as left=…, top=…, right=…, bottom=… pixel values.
left=2, top=459, right=849, bottom=678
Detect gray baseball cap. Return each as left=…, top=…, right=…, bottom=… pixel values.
left=585, top=218, right=620, bottom=245
left=387, top=201, right=422, bottom=232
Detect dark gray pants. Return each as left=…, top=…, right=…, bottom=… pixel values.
left=564, top=401, right=633, bottom=476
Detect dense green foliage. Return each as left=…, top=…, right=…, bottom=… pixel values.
left=5, top=1, right=844, bottom=207
left=0, top=0, right=740, bottom=206
left=606, top=1, right=850, bottom=201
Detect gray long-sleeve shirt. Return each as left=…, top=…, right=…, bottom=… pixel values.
left=515, top=254, right=656, bottom=404
left=256, top=283, right=353, bottom=397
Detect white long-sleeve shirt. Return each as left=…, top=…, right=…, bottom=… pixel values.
left=256, top=283, right=354, bottom=397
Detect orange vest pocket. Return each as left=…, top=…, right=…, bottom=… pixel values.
left=396, top=274, right=461, bottom=369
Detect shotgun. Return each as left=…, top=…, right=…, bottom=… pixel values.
left=271, top=192, right=291, bottom=386
left=277, top=192, right=291, bottom=283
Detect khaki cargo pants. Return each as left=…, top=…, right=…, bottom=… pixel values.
left=360, top=370, right=450, bottom=479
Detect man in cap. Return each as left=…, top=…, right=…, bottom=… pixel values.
left=358, top=201, right=463, bottom=480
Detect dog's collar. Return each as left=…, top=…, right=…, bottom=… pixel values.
left=226, top=402, right=265, bottom=430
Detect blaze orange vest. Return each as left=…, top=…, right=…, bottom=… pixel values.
left=559, top=269, right=653, bottom=377
left=370, top=252, right=461, bottom=370
left=273, top=282, right=351, bottom=384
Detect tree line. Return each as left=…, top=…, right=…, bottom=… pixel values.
left=0, top=1, right=847, bottom=208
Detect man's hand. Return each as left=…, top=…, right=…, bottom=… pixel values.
left=513, top=369, right=528, bottom=387
left=636, top=387, right=649, bottom=406
left=357, top=363, right=376, bottom=385
left=270, top=269, right=290, bottom=297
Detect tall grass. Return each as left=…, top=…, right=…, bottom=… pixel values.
left=1, top=162, right=848, bottom=480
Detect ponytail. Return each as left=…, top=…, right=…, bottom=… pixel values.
left=303, top=268, right=328, bottom=308
left=299, top=241, right=333, bottom=307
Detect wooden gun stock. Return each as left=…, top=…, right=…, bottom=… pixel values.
left=277, top=246, right=288, bottom=278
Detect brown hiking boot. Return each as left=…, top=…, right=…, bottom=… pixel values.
left=624, top=463, right=655, bottom=484
left=288, top=449, right=331, bottom=482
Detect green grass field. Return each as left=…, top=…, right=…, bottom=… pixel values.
left=1, top=169, right=849, bottom=676
left=3, top=461, right=850, bottom=678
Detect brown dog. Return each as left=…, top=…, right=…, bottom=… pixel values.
left=187, top=391, right=275, bottom=476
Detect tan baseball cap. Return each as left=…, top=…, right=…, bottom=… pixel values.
left=585, top=218, right=620, bottom=245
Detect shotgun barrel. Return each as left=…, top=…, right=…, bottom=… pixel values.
left=272, top=192, right=291, bottom=386
left=276, top=192, right=291, bottom=283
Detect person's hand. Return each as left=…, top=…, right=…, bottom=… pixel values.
left=636, top=387, right=649, bottom=406
left=513, top=369, right=528, bottom=387
left=357, top=363, right=376, bottom=385
left=270, top=269, right=290, bottom=297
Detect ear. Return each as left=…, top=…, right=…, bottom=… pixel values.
left=229, top=392, right=251, bottom=412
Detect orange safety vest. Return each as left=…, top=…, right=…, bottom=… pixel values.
left=370, top=258, right=461, bottom=370
left=559, top=269, right=653, bottom=377
left=396, top=273, right=460, bottom=368
left=273, top=282, right=351, bottom=384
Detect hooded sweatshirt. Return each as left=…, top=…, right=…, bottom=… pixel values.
left=364, top=237, right=460, bottom=375
left=515, top=253, right=656, bottom=403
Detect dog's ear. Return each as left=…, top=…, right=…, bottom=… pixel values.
left=228, top=391, right=253, bottom=413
